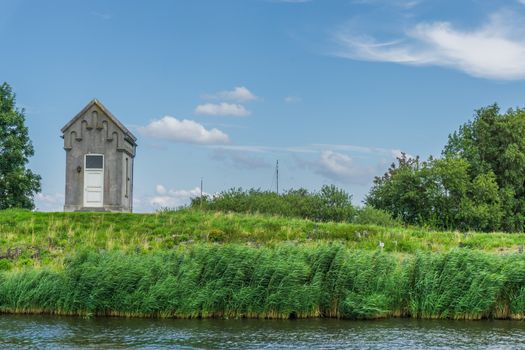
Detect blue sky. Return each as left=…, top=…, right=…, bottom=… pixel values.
left=3, top=0, right=525, bottom=211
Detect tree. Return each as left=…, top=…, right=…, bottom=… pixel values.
left=0, top=83, right=41, bottom=209
left=366, top=153, right=503, bottom=232
left=366, top=154, right=434, bottom=227
left=443, top=104, right=525, bottom=231
left=315, top=184, right=355, bottom=222
left=366, top=104, right=525, bottom=232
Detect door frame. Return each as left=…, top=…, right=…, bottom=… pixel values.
left=83, top=153, right=104, bottom=208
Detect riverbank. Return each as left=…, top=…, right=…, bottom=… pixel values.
left=1, top=209, right=525, bottom=320
left=1, top=209, right=525, bottom=270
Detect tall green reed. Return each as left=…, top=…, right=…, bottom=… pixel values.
left=1, top=244, right=524, bottom=320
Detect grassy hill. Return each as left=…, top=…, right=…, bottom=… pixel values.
left=1, top=209, right=525, bottom=320
left=1, top=209, right=525, bottom=270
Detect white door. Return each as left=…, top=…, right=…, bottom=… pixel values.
left=83, top=154, right=104, bottom=207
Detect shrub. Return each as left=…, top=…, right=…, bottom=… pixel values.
left=191, top=185, right=355, bottom=223
left=353, top=207, right=401, bottom=227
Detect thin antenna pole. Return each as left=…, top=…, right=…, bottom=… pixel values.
left=200, top=177, right=203, bottom=208
left=276, top=160, right=279, bottom=195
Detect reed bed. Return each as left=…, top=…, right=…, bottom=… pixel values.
left=1, top=244, right=525, bottom=320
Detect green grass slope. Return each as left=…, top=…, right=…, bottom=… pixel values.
left=1, top=209, right=525, bottom=270
left=1, top=209, right=525, bottom=320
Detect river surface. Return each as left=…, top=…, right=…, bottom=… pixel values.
left=1, top=315, right=525, bottom=349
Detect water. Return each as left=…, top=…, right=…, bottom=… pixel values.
left=1, top=315, right=525, bottom=349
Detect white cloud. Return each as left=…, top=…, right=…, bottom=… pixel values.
left=155, top=184, right=167, bottom=195
left=195, top=103, right=250, bottom=117
left=34, top=193, right=64, bottom=212
left=270, top=0, right=312, bottom=3
left=198, top=87, right=256, bottom=116
left=519, top=0, right=525, bottom=5
left=91, top=11, right=112, bottom=20
left=139, top=116, right=230, bottom=144
left=211, top=149, right=271, bottom=170
left=209, top=143, right=409, bottom=157
left=203, top=86, right=257, bottom=102
left=149, top=186, right=205, bottom=208
left=313, top=151, right=377, bottom=185
left=313, top=144, right=411, bottom=159
left=209, top=144, right=317, bottom=154
left=209, top=143, right=411, bottom=185
left=210, top=86, right=257, bottom=102
left=352, top=0, right=420, bottom=7
left=391, top=149, right=415, bottom=160
left=284, top=96, right=301, bottom=103
left=334, top=11, right=525, bottom=80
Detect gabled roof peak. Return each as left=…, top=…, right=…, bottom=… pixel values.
left=61, top=99, right=137, bottom=143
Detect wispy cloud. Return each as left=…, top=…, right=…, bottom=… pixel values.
left=312, top=144, right=405, bottom=158
left=270, top=0, right=313, bottom=3
left=284, top=95, right=302, bottom=103
left=314, top=151, right=377, bottom=185
left=209, top=142, right=409, bottom=184
left=91, top=11, right=112, bottom=20
left=210, top=143, right=410, bottom=185
left=294, top=150, right=379, bottom=185
left=211, top=149, right=272, bottom=170
left=195, top=103, right=250, bottom=117
left=208, top=144, right=317, bottom=154
left=149, top=185, right=205, bottom=208
left=35, top=193, right=64, bottom=212
left=201, top=122, right=248, bottom=130
left=210, top=143, right=405, bottom=157
left=334, top=10, right=525, bottom=80
left=139, top=116, right=230, bottom=144
left=204, top=86, right=258, bottom=102
left=352, top=0, right=421, bottom=9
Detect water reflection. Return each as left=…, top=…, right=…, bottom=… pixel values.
left=1, top=315, right=525, bottom=349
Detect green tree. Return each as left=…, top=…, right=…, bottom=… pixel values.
left=458, top=172, right=502, bottom=232
left=443, top=104, right=525, bottom=231
left=366, top=104, right=525, bottom=232
left=0, top=83, right=41, bottom=209
left=366, top=154, right=433, bottom=226
left=315, top=184, right=355, bottom=222
left=366, top=154, right=503, bottom=232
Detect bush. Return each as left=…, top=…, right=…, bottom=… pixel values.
left=353, top=207, right=401, bottom=227
left=192, top=185, right=355, bottom=223
left=0, top=260, right=12, bottom=271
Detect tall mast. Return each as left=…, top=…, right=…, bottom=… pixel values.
left=200, top=177, right=203, bottom=208
left=276, top=160, right=279, bottom=195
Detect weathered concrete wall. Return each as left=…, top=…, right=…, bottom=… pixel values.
left=62, top=102, right=136, bottom=212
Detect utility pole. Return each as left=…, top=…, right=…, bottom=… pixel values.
left=276, top=160, right=279, bottom=195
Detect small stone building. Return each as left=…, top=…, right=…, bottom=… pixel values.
left=61, top=99, right=137, bottom=212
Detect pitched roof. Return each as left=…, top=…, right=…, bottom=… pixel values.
left=61, top=99, right=137, bottom=144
